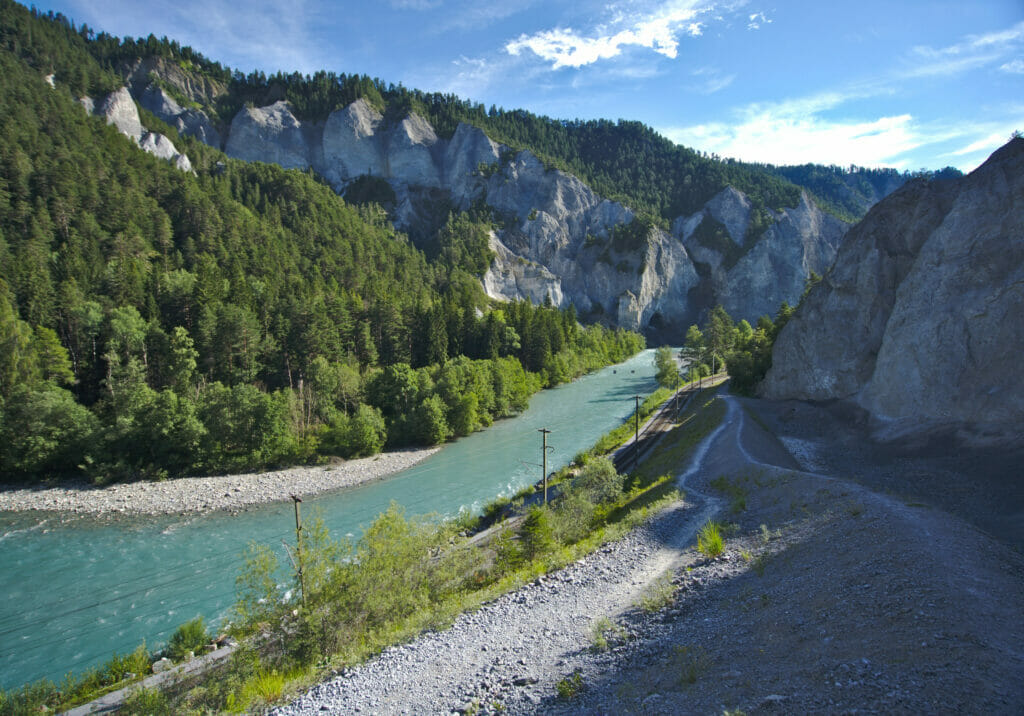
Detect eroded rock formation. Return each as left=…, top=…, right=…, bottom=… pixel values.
left=760, top=138, right=1024, bottom=446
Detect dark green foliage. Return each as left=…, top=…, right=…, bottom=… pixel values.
left=342, top=175, right=396, bottom=208
left=520, top=506, right=556, bottom=561
left=166, top=616, right=210, bottom=662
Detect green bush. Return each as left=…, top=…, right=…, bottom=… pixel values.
left=166, top=617, right=210, bottom=662
left=572, top=457, right=624, bottom=504
left=121, top=687, right=172, bottom=716
left=520, top=506, right=555, bottom=561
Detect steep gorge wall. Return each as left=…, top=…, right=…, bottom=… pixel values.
left=760, top=138, right=1024, bottom=446
left=134, top=90, right=851, bottom=333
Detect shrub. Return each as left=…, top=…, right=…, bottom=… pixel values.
left=520, top=506, right=555, bottom=561
left=166, top=616, right=210, bottom=662
left=696, top=521, right=724, bottom=557
left=551, top=492, right=595, bottom=545
left=572, top=457, right=623, bottom=504
left=556, top=670, right=584, bottom=699
left=121, top=686, right=172, bottom=716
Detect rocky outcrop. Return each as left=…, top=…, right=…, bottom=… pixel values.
left=219, top=98, right=849, bottom=333
left=137, top=84, right=221, bottom=148
left=87, top=87, right=192, bottom=171
left=674, top=188, right=847, bottom=321
left=760, top=138, right=1024, bottom=446
left=225, top=101, right=312, bottom=170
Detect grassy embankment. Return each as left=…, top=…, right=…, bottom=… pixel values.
left=0, top=383, right=727, bottom=716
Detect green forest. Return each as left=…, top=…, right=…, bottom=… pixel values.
left=0, top=1, right=645, bottom=482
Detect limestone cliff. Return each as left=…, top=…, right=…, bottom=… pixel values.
left=760, top=138, right=1024, bottom=446
left=84, top=87, right=192, bottom=171
left=219, top=98, right=849, bottom=332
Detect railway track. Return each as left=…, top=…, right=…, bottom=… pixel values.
left=611, top=374, right=728, bottom=474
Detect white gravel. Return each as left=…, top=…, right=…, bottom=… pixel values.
left=0, top=448, right=440, bottom=516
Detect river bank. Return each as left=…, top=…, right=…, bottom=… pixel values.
left=0, top=447, right=440, bottom=516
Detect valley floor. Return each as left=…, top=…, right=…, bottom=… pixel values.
left=275, top=393, right=1024, bottom=714
left=0, top=447, right=439, bottom=516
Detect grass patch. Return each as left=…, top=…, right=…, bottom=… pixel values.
left=673, top=645, right=710, bottom=686
left=556, top=670, right=584, bottom=699
left=710, top=474, right=747, bottom=514
left=633, top=388, right=726, bottom=484
left=696, top=521, right=724, bottom=557
left=589, top=616, right=629, bottom=652
left=636, top=571, right=677, bottom=612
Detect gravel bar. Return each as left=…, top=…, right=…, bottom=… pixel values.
left=0, top=447, right=440, bottom=516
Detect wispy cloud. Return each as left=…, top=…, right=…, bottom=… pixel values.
left=662, top=86, right=1021, bottom=171
left=902, top=20, right=1024, bottom=78
left=390, top=0, right=441, bottom=9
left=1000, top=58, right=1024, bottom=74
left=661, top=91, right=928, bottom=168
left=688, top=66, right=735, bottom=94
left=66, top=0, right=332, bottom=74
left=505, top=0, right=708, bottom=69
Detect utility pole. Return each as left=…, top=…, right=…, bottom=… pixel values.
left=538, top=428, right=552, bottom=505
left=291, top=495, right=306, bottom=608
left=634, top=394, right=641, bottom=471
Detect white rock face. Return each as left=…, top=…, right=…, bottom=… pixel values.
left=674, top=188, right=847, bottom=322
left=386, top=114, right=442, bottom=187
left=322, top=98, right=385, bottom=187
left=484, top=232, right=565, bottom=306
left=89, top=87, right=192, bottom=171
left=444, top=123, right=500, bottom=205
left=722, top=191, right=846, bottom=320
left=226, top=101, right=310, bottom=169
left=96, top=87, right=145, bottom=140
left=761, top=138, right=1024, bottom=447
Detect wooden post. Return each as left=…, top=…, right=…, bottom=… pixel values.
left=291, top=495, right=306, bottom=608
left=634, top=395, right=641, bottom=471
left=538, top=428, right=551, bottom=505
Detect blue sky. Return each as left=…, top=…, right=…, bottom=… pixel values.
left=43, top=0, right=1024, bottom=171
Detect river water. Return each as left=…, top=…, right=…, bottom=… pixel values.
left=0, top=350, right=659, bottom=689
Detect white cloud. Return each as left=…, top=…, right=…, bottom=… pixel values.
left=389, top=0, right=441, bottom=9
left=661, top=91, right=930, bottom=167
left=505, top=1, right=707, bottom=69
left=747, top=11, right=770, bottom=30
left=1000, top=58, right=1024, bottom=74
left=945, top=131, right=1012, bottom=157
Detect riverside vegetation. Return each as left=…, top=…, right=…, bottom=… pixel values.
left=0, top=380, right=727, bottom=715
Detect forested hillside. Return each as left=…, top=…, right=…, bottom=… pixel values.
left=0, top=1, right=644, bottom=482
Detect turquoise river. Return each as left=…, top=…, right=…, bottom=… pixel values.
left=0, top=349, right=659, bottom=689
